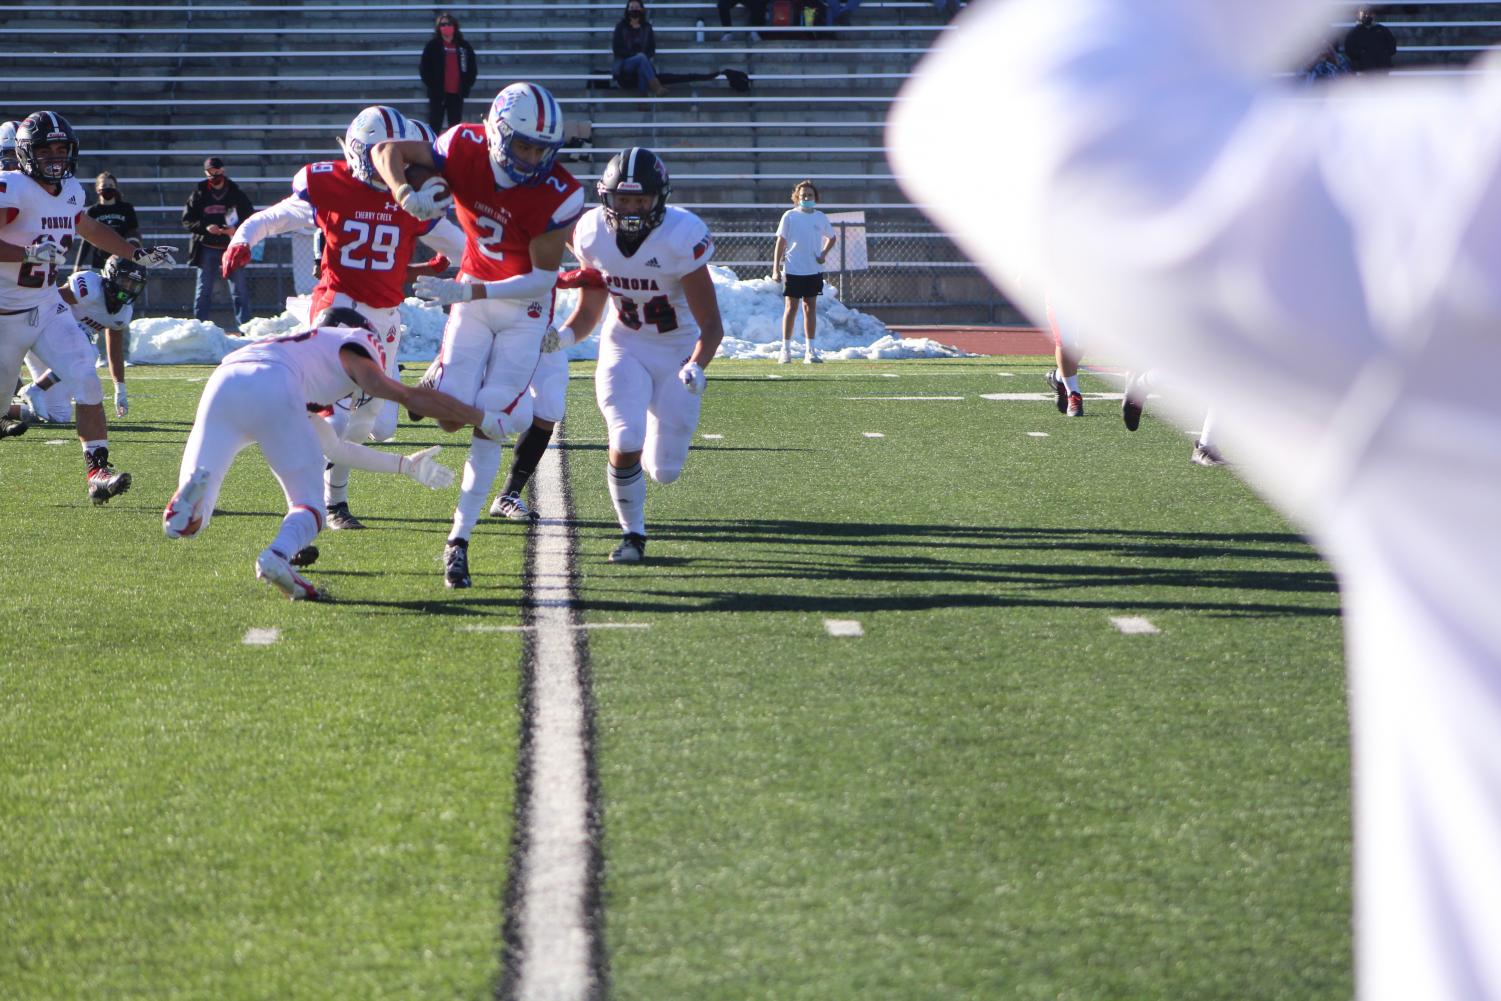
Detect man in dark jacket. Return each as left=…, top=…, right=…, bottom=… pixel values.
left=77, top=171, right=142, bottom=271
left=419, top=12, right=479, bottom=132
left=182, top=156, right=255, bottom=328
left=613, top=1, right=667, bottom=96
left=1345, top=6, right=1397, bottom=73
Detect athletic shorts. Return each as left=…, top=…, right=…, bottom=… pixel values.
left=784, top=272, right=823, bottom=300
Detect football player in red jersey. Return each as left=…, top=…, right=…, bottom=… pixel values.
left=223, top=106, right=466, bottom=529
left=371, top=82, right=585, bottom=589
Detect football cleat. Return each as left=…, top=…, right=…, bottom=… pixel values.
left=255, top=547, right=327, bottom=601
left=289, top=545, right=319, bottom=568
left=1044, top=370, right=1068, bottom=413
left=0, top=413, right=28, bottom=439
left=18, top=383, right=51, bottom=423
left=1191, top=443, right=1227, bottom=467
left=326, top=501, right=365, bottom=530
left=1122, top=374, right=1146, bottom=431
left=444, top=538, right=471, bottom=589
left=1065, top=392, right=1084, bottom=417
left=490, top=490, right=539, bottom=522
left=608, top=532, right=647, bottom=564
left=85, top=448, right=131, bottom=505
left=162, top=466, right=210, bottom=538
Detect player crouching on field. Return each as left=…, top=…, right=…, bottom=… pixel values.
left=19, top=254, right=148, bottom=423
left=163, top=308, right=514, bottom=601
left=554, top=147, right=724, bottom=563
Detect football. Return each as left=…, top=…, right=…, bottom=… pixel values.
left=404, top=164, right=448, bottom=200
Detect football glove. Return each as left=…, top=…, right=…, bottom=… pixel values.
left=132, top=245, right=178, bottom=268
left=113, top=383, right=128, bottom=418
left=414, top=274, right=472, bottom=306
left=555, top=266, right=606, bottom=290
left=23, top=238, right=66, bottom=266
left=679, top=361, right=706, bottom=396
left=395, top=178, right=452, bottom=221
left=221, top=243, right=251, bottom=277
left=420, top=252, right=451, bottom=274
left=398, top=446, right=454, bottom=489
left=540, top=325, right=568, bottom=353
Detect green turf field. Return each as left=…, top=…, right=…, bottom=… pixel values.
left=0, top=357, right=1352, bottom=1000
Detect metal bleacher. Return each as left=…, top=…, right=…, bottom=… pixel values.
left=2, top=0, right=1499, bottom=327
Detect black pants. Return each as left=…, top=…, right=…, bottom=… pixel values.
left=718, top=0, right=767, bottom=26
left=427, top=92, right=464, bottom=133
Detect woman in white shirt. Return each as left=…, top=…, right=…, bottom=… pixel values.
left=770, top=180, right=836, bottom=364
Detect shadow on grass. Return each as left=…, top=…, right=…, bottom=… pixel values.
left=568, top=517, right=1341, bottom=620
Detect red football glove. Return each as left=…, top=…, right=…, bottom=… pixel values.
left=556, top=266, right=605, bottom=290
left=221, top=243, right=251, bottom=278
left=423, top=253, right=451, bottom=273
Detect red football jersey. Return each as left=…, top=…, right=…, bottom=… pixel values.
left=295, top=160, right=438, bottom=309
left=433, top=124, right=585, bottom=282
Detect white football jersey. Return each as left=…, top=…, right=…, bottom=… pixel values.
left=66, top=270, right=133, bottom=337
left=572, top=205, right=715, bottom=343
left=0, top=170, right=85, bottom=311
left=221, top=326, right=386, bottom=409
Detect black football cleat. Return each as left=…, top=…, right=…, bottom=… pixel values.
left=1044, top=370, right=1068, bottom=414
left=0, top=414, right=29, bottom=439
left=85, top=447, right=131, bottom=505
left=444, top=538, right=471, bottom=588
left=289, top=545, right=320, bottom=568
left=608, top=532, right=647, bottom=564
left=326, top=501, right=365, bottom=530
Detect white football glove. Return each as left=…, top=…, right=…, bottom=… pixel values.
left=678, top=361, right=706, bottom=396
left=398, top=445, right=454, bottom=489
left=24, top=238, right=66, bottom=266
left=395, top=178, right=453, bottom=221
left=132, top=245, right=178, bottom=268
left=113, top=383, right=128, bottom=417
left=414, top=274, right=473, bottom=306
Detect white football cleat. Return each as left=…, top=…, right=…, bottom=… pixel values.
left=255, top=547, right=327, bottom=601
left=163, top=467, right=211, bottom=538
left=490, top=490, right=538, bottom=521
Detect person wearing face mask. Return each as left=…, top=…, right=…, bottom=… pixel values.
left=182, top=156, right=255, bottom=329
left=613, top=1, right=668, bottom=97
left=419, top=12, right=479, bottom=133
left=770, top=180, right=836, bottom=364
left=77, top=172, right=142, bottom=272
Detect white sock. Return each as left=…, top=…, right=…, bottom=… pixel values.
left=608, top=461, right=647, bottom=536
left=1062, top=373, right=1080, bottom=394
left=324, top=462, right=349, bottom=506
left=269, top=506, right=319, bottom=559
left=1198, top=411, right=1217, bottom=449
left=450, top=434, right=504, bottom=541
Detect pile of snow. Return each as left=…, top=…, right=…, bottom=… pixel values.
left=125, top=267, right=968, bottom=365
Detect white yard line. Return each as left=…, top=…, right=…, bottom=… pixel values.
left=862, top=432, right=886, bottom=438
left=1026, top=432, right=1049, bottom=438
left=1110, top=616, right=1161, bottom=635
left=701, top=433, right=724, bottom=440
left=503, top=434, right=603, bottom=1001
left=241, top=627, right=279, bottom=646
left=843, top=395, right=965, bottom=401
left=980, top=392, right=1125, bottom=401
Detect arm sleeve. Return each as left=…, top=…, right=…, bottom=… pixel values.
left=231, top=193, right=317, bottom=247
left=546, top=186, right=586, bottom=231
left=309, top=413, right=403, bottom=474
left=418, top=216, right=466, bottom=260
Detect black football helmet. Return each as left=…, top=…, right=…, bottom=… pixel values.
left=15, top=111, right=79, bottom=183
left=313, top=305, right=376, bottom=333
left=598, top=147, right=670, bottom=247
left=100, top=255, right=148, bottom=312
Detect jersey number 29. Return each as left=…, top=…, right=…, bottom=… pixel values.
left=337, top=220, right=400, bottom=271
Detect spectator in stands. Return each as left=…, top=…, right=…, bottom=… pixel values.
left=771, top=180, right=837, bottom=364
left=76, top=172, right=142, bottom=272
left=182, top=157, right=254, bottom=329
left=717, top=0, right=766, bottom=41
left=1305, top=40, right=1353, bottom=83
left=420, top=12, right=479, bottom=132
left=614, top=1, right=668, bottom=96
left=1345, top=6, right=1397, bottom=73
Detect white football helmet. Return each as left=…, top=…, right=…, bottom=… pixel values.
left=0, top=121, right=18, bottom=171
left=341, top=105, right=427, bottom=189
left=484, top=82, right=565, bottom=185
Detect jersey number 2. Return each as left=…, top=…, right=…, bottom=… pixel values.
left=337, top=220, right=400, bottom=271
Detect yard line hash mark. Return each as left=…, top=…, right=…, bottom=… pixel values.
left=498, top=420, right=607, bottom=1001
left=1110, top=616, right=1161, bottom=635
left=824, top=619, right=866, bottom=637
